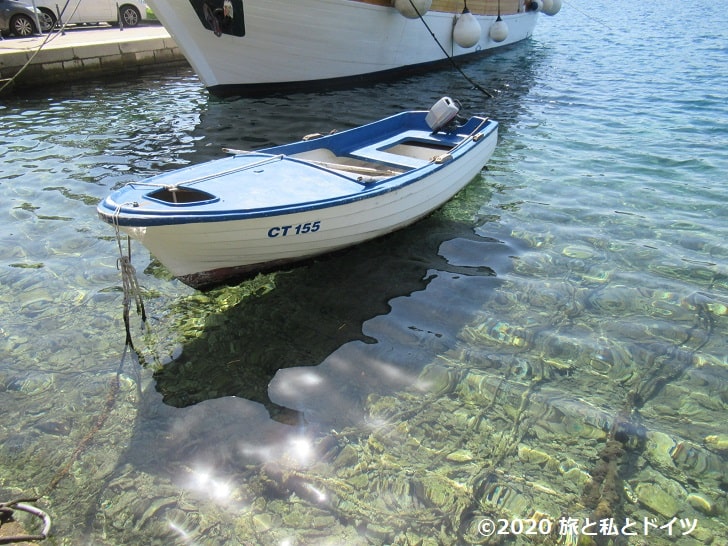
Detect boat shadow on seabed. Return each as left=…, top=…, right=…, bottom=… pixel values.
left=149, top=210, right=515, bottom=424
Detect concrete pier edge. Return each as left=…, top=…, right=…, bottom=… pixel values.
left=0, top=25, right=188, bottom=93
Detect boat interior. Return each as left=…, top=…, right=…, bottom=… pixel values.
left=290, top=148, right=405, bottom=181
left=290, top=135, right=457, bottom=181
left=146, top=132, right=461, bottom=204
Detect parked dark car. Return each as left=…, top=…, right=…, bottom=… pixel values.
left=0, top=0, right=44, bottom=37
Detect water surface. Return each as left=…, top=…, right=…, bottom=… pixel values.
left=1, top=2, right=727, bottom=544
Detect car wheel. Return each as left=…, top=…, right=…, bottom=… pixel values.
left=39, top=9, right=56, bottom=32
left=119, top=6, right=141, bottom=27
left=11, top=14, right=36, bottom=37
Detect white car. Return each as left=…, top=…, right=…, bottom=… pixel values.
left=33, top=0, right=149, bottom=29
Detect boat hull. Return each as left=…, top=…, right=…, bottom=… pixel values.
left=124, top=145, right=493, bottom=288
left=98, top=110, right=498, bottom=289
left=145, top=0, right=540, bottom=96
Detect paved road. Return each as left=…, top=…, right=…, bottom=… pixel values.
left=0, top=24, right=172, bottom=54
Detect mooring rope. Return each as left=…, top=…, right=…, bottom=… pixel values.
left=0, top=231, right=150, bottom=540
left=0, top=0, right=83, bottom=95
left=406, top=0, right=495, bottom=98
left=112, top=205, right=147, bottom=349
left=0, top=497, right=52, bottom=544
left=0, top=210, right=134, bottom=546
left=0, top=347, right=135, bottom=544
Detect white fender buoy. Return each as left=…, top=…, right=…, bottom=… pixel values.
left=393, top=0, right=432, bottom=19
left=541, top=0, right=554, bottom=12
left=489, top=17, right=508, bottom=43
left=543, top=0, right=561, bottom=15
left=453, top=8, right=481, bottom=48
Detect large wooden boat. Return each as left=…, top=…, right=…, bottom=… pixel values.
left=97, top=100, right=498, bottom=289
left=145, top=0, right=561, bottom=96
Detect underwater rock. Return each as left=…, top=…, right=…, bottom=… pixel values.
left=332, top=443, right=359, bottom=470
left=414, top=363, right=461, bottom=395
left=252, top=513, right=275, bottom=533
left=669, top=439, right=727, bottom=481
left=562, top=467, right=591, bottom=490
left=445, top=449, right=475, bottom=463
left=634, top=482, right=679, bottom=518
left=479, top=478, right=532, bottom=516
left=703, top=434, right=728, bottom=454
left=414, top=473, right=468, bottom=513
left=643, top=430, right=678, bottom=473
left=686, top=493, right=716, bottom=516
left=561, top=244, right=597, bottom=259
left=35, top=419, right=72, bottom=436
left=7, top=372, right=56, bottom=395
left=517, top=445, right=551, bottom=467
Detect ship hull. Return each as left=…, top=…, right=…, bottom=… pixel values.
left=146, top=0, right=540, bottom=96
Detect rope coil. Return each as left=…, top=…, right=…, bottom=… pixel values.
left=0, top=498, right=51, bottom=544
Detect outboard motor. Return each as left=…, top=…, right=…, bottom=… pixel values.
left=425, top=97, right=461, bottom=132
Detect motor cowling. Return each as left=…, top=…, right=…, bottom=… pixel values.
left=426, top=97, right=460, bottom=132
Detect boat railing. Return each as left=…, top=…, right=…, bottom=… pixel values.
left=167, top=153, right=286, bottom=189
left=226, top=146, right=406, bottom=182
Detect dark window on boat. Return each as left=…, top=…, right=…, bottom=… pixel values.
left=387, top=140, right=453, bottom=152
left=189, top=0, right=245, bottom=38
left=148, top=187, right=218, bottom=205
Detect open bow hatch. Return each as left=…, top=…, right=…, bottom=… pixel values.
left=148, top=186, right=219, bottom=205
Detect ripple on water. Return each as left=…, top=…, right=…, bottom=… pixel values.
left=1, top=4, right=728, bottom=543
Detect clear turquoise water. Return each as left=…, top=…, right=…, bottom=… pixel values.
left=1, top=2, right=727, bottom=544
